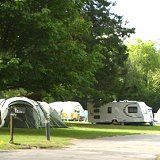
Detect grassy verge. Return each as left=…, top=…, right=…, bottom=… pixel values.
left=0, top=123, right=160, bottom=150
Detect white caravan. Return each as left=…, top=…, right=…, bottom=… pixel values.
left=88, top=100, right=154, bottom=125
left=154, top=109, right=160, bottom=123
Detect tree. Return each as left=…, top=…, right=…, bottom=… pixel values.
left=81, top=0, right=135, bottom=105
left=147, top=69, right=160, bottom=111
left=0, top=0, right=103, bottom=100
left=121, top=39, right=160, bottom=111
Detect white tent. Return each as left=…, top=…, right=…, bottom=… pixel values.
left=0, top=97, right=67, bottom=128
left=49, top=101, right=85, bottom=121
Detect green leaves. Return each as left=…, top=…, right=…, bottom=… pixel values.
left=0, top=0, right=135, bottom=103
left=82, top=0, right=134, bottom=104
left=122, top=40, right=160, bottom=111
left=0, top=0, right=104, bottom=100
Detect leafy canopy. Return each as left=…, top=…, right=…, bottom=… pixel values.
left=121, top=39, right=160, bottom=111
left=0, top=0, right=103, bottom=100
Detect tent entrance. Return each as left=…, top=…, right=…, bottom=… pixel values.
left=4, top=103, right=40, bottom=128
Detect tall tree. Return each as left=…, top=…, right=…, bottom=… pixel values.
left=0, top=0, right=103, bottom=100
left=121, top=39, right=160, bottom=111
left=82, top=0, right=134, bottom=105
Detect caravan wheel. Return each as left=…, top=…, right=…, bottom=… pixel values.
left=112, top=119, right=119, bottom=125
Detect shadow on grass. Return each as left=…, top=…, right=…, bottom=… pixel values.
left=51, top=129, right=135, bottom=139
left=0, top=127, right=134, bottom=139
left=2, top=124, right=160, bottom=149
left=1, top=123, right=160, bottom=140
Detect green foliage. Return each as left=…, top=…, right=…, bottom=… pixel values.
left=0, top=0, right=135, bottom=103
left=121, top=39, right=160, bottom=111
left=0, top=0, right=103, bottom=100
left=0, top=88, right=27, bottom=98
left=128, top=39, right=159, bottom=74
left=81, top=0, right=135, bottom=104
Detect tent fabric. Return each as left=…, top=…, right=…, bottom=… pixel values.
left=0, top=97, right=67, bottom=128
left=49, top=101, right=85, bottom=120
left=38, top=102, right=67, bottom=128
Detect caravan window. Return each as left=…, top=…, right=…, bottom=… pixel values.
left=94, top=115, right=100, bottom=119
left=128, top=107, right=137, bottom=113
left=94, top=109, right=100, bottom=113
left=108, top=107, right=112, bottom=113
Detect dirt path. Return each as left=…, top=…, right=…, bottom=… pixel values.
left=0, top=134, right=160, bottom=160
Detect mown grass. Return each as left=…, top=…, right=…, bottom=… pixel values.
left=0, top=122, right=160, bottom=150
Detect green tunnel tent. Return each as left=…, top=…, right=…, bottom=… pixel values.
left=38, top=101, right=67, bottom=128
left=0, top=97, right=67, bottom=128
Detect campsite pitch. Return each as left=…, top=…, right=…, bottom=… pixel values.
left=1, top=123, right=160, bottom=150
left=0, top=134, right=160, bottom=160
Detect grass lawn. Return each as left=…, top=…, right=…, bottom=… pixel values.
left=0, top=123, right=160, bottom=150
